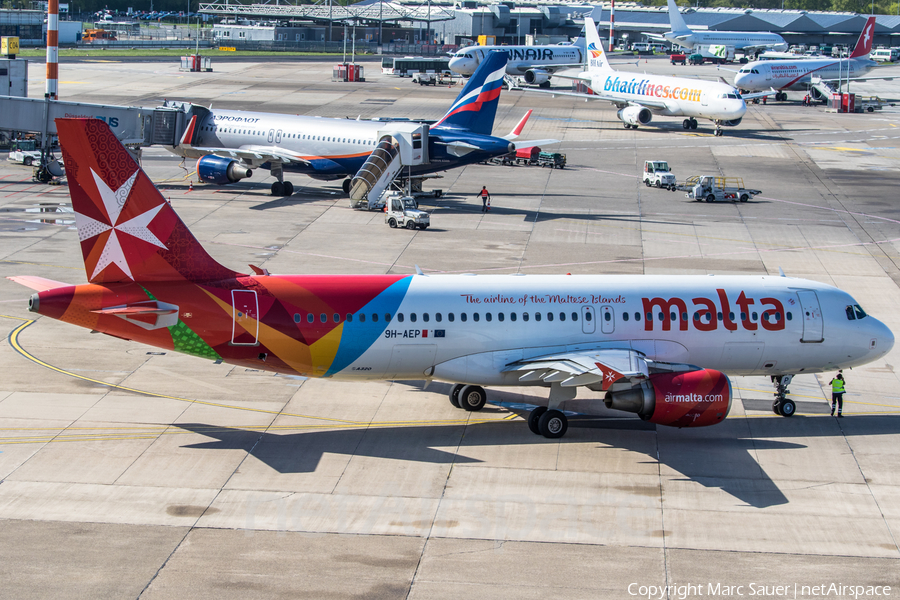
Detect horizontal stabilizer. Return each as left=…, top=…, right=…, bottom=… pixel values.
left=6, top=276, right=70, bottom=292
left=91, top=300, right=179, bottom=330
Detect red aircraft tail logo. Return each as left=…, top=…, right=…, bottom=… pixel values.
left=850, top=16, right=876, bottom=59
left=58, top=118, right=238, bottom=284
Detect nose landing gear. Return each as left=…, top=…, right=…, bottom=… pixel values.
left=771, top=374, right=796, bottom=417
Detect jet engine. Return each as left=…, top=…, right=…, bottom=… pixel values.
left=524, top=69, right=551, bottom=87
left=604, top=369, right=732, bottom=427
left=617, top=106, right=653, bottom=127
left=196, top=155, right=253, bottom=185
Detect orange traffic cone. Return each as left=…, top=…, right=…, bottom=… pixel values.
left=188, top=181, right=193, bottom=192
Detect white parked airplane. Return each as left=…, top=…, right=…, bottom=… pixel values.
left=12, top=118, right=895, bottom=441
left=448, top=39, right=585, bottom=87
left=510, top=17, right=747, bottom=136
left=645, top=0, right=787, bottom=54
left=734, top=17, right=885, bottom=101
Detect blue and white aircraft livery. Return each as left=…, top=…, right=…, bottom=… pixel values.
left=448, top=39, right=584, bottom=87
left=167, top=52, right=538, bottom=196
left=644, top=0, right=787, bottom=55
left=734, top=17, right=884, bottom=97
left=512, top=17, right=747, bottom=135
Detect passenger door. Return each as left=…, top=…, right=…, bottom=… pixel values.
left=797, top=291, right=824, bottom=343
left=231, top=290, right=259, bottom=345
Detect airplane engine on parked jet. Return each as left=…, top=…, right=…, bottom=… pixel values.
left=523, top=69, right=551, bottom=87
left=617, top=105, right=653, bottom=126
left=196, top=155, right=252, bottom=185
left=604, top=369, right=732, bottom=427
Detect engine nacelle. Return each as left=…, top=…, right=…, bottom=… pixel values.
left=616, top=106, right=653, bottom=126
left=524, top=69, right=551, bottom=85
left=197, top=155, right=252, bottom=185
left=604, top=369, right=732, bottom=428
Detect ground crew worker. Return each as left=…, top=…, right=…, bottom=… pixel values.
left=830, top=372, right=845, bottom=417
left=479, top=186, right=491, bottom=213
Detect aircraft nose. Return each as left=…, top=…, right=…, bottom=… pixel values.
left=873, top=319, right=895, bottom=358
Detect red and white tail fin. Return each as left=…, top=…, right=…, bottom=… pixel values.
left=503, top=110, right=533, bottom=141
left=179, top=114, right=198, bottom=150
left=57, top=118, right=240, bottom=284
left=850, top=16, right=876, bottom=59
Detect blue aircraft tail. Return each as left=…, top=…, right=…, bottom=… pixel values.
left=433, top=50, right=508, bottom=135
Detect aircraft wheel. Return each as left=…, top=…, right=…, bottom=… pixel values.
left=271, top=181, right=284, bottom=196
left=780, top=398, right=796, bottom=417
left=706, top=195, right=715, bottom=203
left=773, top=400, right=783, bottom=415
left=449, top=384, right=464, bottom=408
left=459, top=385, right=486, bottom=411
left=283, top=181, right=294, bottom=196
left=682, top=119, right=691, bottom=129
left=342, top=178, right=351, bottom=194
left=690, top=119, right=698, bottom=129
left=528, top=406, right=547, bottom=435
left=406, top=220, right=417, bottom=230
left=539, top=409, right=568, bottom=439
left=623, top=123, right=631, bottom=129
left=388, top=218, right=397, bottom=228
left=740, top=194, right=749, bottom=202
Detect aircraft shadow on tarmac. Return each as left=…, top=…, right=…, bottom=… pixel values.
left=173, top=385, right=900, bottom=511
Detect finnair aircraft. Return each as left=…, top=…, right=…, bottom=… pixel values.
left=734, top=17, right=881, bottom=100
left=512, top=17, right=746, bottom=135
left=167, top=52, right=534, bottom=197
left=10, top=118, right=894, bottom=439
left=448, top=40, right=584, bottom=87
left=646, top=0, right=787, bottom=54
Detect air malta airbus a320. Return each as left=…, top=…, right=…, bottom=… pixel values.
left=10, top=119, right=894, bottom=438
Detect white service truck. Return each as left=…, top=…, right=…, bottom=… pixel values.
left=642, top=160, right=677, bottom=190
left=385, top=193, right=430, bottom=230
left=685, top=175, right=760, bottom=203
left=7, top=139, right=42, bottom=166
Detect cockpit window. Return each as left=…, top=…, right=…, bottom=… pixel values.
left=719, top=93, right=741, bottom=100
left=739, top=67, right=750, bottom=73
left=846, top=304, right=868, bottom=320
left=752, top=69, right=760, bottom=74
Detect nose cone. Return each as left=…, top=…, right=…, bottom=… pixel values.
left=870, top=318, right=895, bottom=361
left=734, top=73, right=751, bottom=89
left=449, top=57, right=473, bottom=75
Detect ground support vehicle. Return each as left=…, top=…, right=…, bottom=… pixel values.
left=537, top=152, right=566, bottom=169
left=670, top=53, right=687, bottom=65
left=688, top=54, right=703, bottom=65
left=642, top=160, right=677, bottom=190
left=384, top=193, right=430, bottom=230
left=411, top=72, right=437, bottom=85
left=684, top=175, right=760, bottom=202
left=7, top=139, right=41, bottom=166
left=489, top=146, right=541, bottom=166
left=855, top=96, right=892, bottom=112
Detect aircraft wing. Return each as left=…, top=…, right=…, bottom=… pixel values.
left=741, top=88, right=778, bottom=100
left=818, top=75, right=896, bottom=83
left=190, top=145, right=307, bottom=166
left=502, top=348, right=701, bottom=390
left=510, top=62, right=584, bottom=73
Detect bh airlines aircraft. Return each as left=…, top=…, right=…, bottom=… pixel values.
left=168, top=52, right=534, bottom=197
left=513, top=17, right=746, bottom=136
left=734, top=17, right=883, bottom=100
left=448, top=39, right=584, bottom=87
left=9, top=119, right=894, bottom=439
left=645, top=0, right=787, bottom=55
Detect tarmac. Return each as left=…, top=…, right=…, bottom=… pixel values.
left=1, top=56, right=899, bottom=599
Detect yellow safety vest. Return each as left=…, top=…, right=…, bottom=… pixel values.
left=831, top=379, right=845, bottom=393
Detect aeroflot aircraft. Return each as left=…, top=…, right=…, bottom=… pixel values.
left=645, top=0, right=787, bottom=54
left=448, top=39, right=584, bottom=87
left=168, top=52, right=532, bottom=196
left=10, top=118, right=894, bottom=440
left=514, top=17, right=746, bottom=135
left=734, top=17, right=881, bottom=99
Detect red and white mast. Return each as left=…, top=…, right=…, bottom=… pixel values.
left=46, top=0, right=59, bottom=99
left=609, top=0, right=615, bottom=51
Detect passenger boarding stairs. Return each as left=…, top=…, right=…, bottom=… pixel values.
left=810, top=76, right=838, bottom=100
left=349, top=135, right=404, bottom=210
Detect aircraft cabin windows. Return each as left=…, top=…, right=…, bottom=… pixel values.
left=786, top=312, right=792, bottom=321
left=559, top=312, right=566, bottom=322
left=307, top=313, right=314, bottom=323
left=346, top=313, right=353, bottom=323
left=410, top=313, right=417, bottom=323
left=473, top=313, right=480, bottom=322
left=423, top=313, right=430, bottom=322
left=359, top=313, right=366, bottom=323
left=535, top=312, right=541, bottom=322
left=461, top=313, right=467, bottom=322
left=372, top=314, right=379, bottom=323
left=571, top=312, right=578, bottom=322
left=435, top=313, right=442, bottom=322
left=485, top=312, right=492, bottom=322
left=523, top=312, right=529, bottom=322
left=448, top=313, right=454, bottom=322
left=320, top=313, right=327, bottom=323
left=717, top=312, right=723, bottom=321
left=729, top=312, right=735, bottom=321
left=294, top=313, right=301, bottom=323
left=547, top=313, right=554, bottom=322
left=623, top=312, right=630, bottom=322
left=397, top=313, right=405, bottom=323
left=752, top=312, right=758, bottom=321
left=333, top=313, right=340, bottom=323
left=510, top=313, right=516, bottom=322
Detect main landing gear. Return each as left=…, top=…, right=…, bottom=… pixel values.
left=270, top=163, right=294, bottom=197
left=682, top=118, right=698, bottom=130
left=448, top=383, right=575, bottom=439
left=771, top=374, right=796, bottom=417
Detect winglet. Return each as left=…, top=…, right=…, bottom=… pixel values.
left=778, top=267, right=786, bottom=278
left=849, top=16, right=876, bottom=59
left=179, top=115, right=197, bottom=149
left=503, top=109, right=532, bottom=140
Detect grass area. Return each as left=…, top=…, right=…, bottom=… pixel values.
left=18, top=48, right=346, bottom=58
